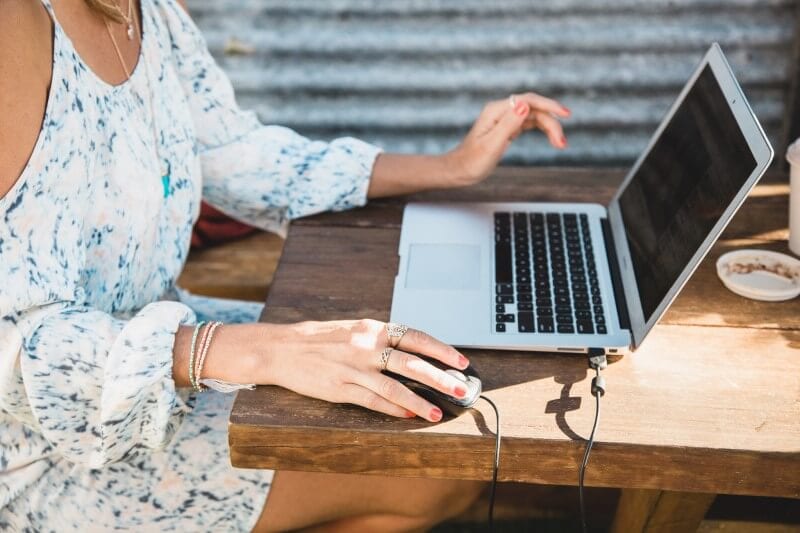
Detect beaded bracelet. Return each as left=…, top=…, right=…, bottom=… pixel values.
left=194, top=321, right=222, bottom=392
left=188, top=321, right=207, bottom=392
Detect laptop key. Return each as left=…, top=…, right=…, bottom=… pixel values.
left=518, top=283, right=532, bottom=292
left=496, top=283, right=513, bottom=295
left=495, top=323, right=506, bottom=333
left=595, top=315, right=606, bottom=324
left=577, top=321, right=594, bottom=334
left=496, top=304, right=506, bottom=313
left=555, top=295, right=571, bottom=305
left=594, top=305, right=604, bottom=315
left=518, top=302, right=533, bottom=311
left=596, top=325, right=607, bottom=334
left=536, top=297, right=552, bottom=308
left=496, top=295, right=514, bottom=304
left=497, top=313, right=515, bottom=323
left=518, top=293, right=533, bottom=303
left=576, top=310, right=592, bottom=319
left=537, top=318, right=555, bottom=333
left=556, top=314, right=572, bottom=324
left=518, top=312, right=535, bottom=332
left=555, top=305, right=573, bottom=315
left=557, top=324, right=575, bottom=334
left=495, top=243, right=513, bottom=283
left=536, top=306, right=553, bottom=316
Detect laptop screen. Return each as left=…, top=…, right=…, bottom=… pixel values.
left=617, top=64, right=757, bottom=322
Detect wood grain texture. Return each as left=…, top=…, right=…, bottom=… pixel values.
left=611, top=489, right=716, bottom=533
left=229, top=167, right=800, bottom=498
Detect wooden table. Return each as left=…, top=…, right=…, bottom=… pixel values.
left=229, top=168, right=800, bottom=532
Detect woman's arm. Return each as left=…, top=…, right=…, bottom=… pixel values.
left=172, top=320, right=470, bottom=423
left=0, top=0, right=52, bottom=199
left=367, top=93, right=571, bottom=198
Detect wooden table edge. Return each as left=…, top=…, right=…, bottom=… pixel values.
left=228, top=421, right=800, bottom=499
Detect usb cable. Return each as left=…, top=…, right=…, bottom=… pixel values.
left=580, top=349, right=607, bottom=533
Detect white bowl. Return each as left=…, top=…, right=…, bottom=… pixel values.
left=716, top=249, right=800, bottom=302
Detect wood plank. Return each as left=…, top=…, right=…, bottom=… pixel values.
left=230, top=166, right=799, bottom=499
left=230, top=323, right=800, bottom=497
left=178, top=232, right=284, bottom=301
left=610, top=489, right=663, bottom=533
left=665, top=239, right=799, bottom=330
left=611, top=489, right=715, bottom=533
left=294, top=169, right=790, bottom=243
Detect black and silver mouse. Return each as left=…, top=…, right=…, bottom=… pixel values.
left=383, top=357, right=482, bottom=417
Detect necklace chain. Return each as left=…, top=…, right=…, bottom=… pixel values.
left=104, top=2, right=172, bottom=196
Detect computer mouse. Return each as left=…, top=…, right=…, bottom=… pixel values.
left=382, top=357, right=482, bottom=417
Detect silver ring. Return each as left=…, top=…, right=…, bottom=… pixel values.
left=386, top=323, right=409, bottom=348
left=509, top=94, right=517, bottom=109
left=379, top=347, right=393, bottom=371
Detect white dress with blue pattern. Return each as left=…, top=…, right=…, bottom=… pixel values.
left=0, top=0, right=381, bottom=530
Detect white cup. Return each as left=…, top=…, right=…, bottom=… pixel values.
left=787, top=139, right=800, bottom=256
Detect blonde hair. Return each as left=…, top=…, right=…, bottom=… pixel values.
left=84, top=0, right=126, bottom=23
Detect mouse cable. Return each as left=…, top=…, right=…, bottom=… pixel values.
left=580, top=350, right=607, bottom=533
left=479, top=395, right=501, bottom=533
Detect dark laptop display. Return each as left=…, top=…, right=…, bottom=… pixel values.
left=618, top=65, right=758, bottom=320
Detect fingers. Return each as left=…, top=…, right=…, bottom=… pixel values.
left=357, top=372, right=444, bottom=422
left=385, top=350, right=469, bottom=400
left=515, top=91, right=571, bottom=119
left=395, top=328, right=469, bottom=370
left=340, top=384, right=414, bottom=418
left=483, top=103, right=530, bottom=157
left=530, top=111, right=567, bottom=149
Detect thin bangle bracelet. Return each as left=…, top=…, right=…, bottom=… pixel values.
left=192, top=322, right=215, bottom=391
left=188, top=321, right=206, bottom=391
left=193, top=321, right=216, bottom=391
left=195, top=321, right=222, bottom=392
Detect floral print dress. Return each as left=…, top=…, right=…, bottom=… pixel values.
left=0, top=0, right=381, bottom=530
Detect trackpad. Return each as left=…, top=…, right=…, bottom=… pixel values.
left=405, top=244, right=481, bottom=290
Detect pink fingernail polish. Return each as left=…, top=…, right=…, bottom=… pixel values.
left=405, top=410, right=416, bottom=418
left=515, top=102, right=529, bottom=117
left=458, top=354, right=469, bottom=368
left=455, top=385, right=468, bottom=398
left=561, top=136, right=568, bottom=147
left=431, top=407, right=443, bottom=422
left=562, top=106, right=572, bottom=115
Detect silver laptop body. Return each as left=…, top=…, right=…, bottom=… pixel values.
left=390, top=44, right=774, bottom=354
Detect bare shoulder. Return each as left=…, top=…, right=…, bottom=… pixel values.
left=0, top=0, right=53, bottom=200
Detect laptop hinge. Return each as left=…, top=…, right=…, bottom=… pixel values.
left=601, top=217, right=631, bottom=331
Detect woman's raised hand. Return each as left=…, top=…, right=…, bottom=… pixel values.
left=254, top=320, right=470, bottom=422
left=446, top=92, right=571, bottom=186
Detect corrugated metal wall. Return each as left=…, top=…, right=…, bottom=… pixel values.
left=190, top=0, right=797, bottom=165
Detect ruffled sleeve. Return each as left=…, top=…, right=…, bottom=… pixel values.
left=0, top=300, right=195, bottom=468
left=161, top=0, right=382, bottom=235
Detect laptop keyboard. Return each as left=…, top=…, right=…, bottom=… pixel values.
left=494, top=211, right=607, bottom=335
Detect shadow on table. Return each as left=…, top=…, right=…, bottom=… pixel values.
left=464, top=352, right=623, bottom=441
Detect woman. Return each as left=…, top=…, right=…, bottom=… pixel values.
left=0, top=0, right=570, bottom=531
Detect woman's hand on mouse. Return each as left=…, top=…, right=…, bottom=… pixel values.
left=209, top=320, right=471, bottom=422
left=443, top=92, right=572, bottom=187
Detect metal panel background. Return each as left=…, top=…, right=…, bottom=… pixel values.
left=190, top=0, right=796, bottom=165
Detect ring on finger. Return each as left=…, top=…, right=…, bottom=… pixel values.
left=379, top=347, right=393, bottom=371
left=386, top=323, right=409, bottom=348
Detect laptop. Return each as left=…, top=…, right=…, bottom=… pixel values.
left=389, top=43, right=774, bottom=354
